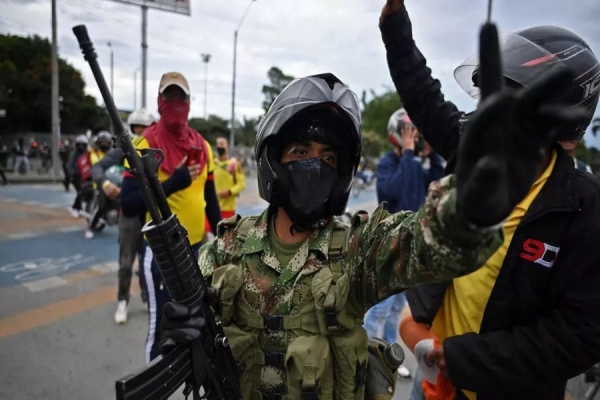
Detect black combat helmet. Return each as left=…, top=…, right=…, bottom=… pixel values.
left=255, top=73, right=362, bottom=221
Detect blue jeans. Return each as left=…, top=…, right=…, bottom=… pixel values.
left=410, top=367, right=425, bottom=400
left=363, top=292, right=407, bottom=343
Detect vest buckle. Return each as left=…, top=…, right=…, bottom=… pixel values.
left=263, top=315, right=285, bottom=330
left=264, top=351, right=285, bottom=368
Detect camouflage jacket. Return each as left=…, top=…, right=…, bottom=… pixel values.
left=197, top=175, right=502, bottom=395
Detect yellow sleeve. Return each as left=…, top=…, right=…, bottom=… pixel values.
left=123, top=136, right=149, bottom=170
left=230, top=159, right=246, bottom=196
left=205, top=140, right=215, bottom=175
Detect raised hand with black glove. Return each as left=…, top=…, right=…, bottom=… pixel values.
left=159, top=302, right=206, bottom=356
left=454, top=22, right=589, bottom=228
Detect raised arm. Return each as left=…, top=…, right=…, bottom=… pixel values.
left=380, top=3, right=463, bottom=160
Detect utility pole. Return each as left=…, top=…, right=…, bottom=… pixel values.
left=134, top=68, right=140, bottom=110
left=201, top=53, right=211, bottom=120
left=230, top=0, right=257, bottom=150
left=141, top=5, right=148, bottom=108
left=107, top=1, right=190, bottom=108
left=51, top=0, right=61, bottom=180
left=108, top=42, right=114, bottom=96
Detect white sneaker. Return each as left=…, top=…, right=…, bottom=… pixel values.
left=70, top=208, right=80, bottom=218
left=84, top=230, right=94, bottom=239
left=398, top=365, right=412, bottom=379
left=114, top=300, right=128, bottom=324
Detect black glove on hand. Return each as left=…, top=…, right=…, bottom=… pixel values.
left=455, top=23, right=589, bottom=228
left=159, top=302, right=206, bottom=356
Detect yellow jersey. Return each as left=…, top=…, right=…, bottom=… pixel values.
left=214, top=157, right=245, bottom=212
left=125, top=136, right=215, bottom=245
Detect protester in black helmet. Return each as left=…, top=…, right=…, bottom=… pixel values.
left=158, top=72, right=560, bottom=399
left=380, top=1, right=600, bottom=399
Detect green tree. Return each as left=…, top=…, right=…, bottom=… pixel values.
left=362, top=130, right=388, bottom=158
left=261, top=66, right=295, bottom=112
left=0, top=34, right=110, bottom=135
left=188, top=114, right=230, bottom=144
left=361, top=89, right=402, bottom=138
left=235, top=116, right=259, bottom=147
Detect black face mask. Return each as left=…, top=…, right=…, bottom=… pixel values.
left=216, top=147, right=226, bottom=157
left=280, top=158, right=338, bottom=232
left=76, top=145, right=87, bottom=153
left=99, top=145, right=110, bottom=152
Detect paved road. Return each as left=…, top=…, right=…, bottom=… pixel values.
left=0, top=180, right=425, bottom=400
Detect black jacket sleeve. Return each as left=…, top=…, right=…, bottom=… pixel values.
left=204, top=179, right=221, bottom=233
left=120, top=168, right=191, bottom=218
left=444, top=225, right=600, bottom=395
left=380, top=6, right=463, bottom=160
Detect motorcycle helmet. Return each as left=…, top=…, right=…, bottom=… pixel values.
left=255, top=73, right=362, bottom=224
left=455, top=25, right=600, bottom=141
left=127, top=108, right=154, bottom=137
left=75, top=134, right=88, bottom=144
left=75, top=134, right=89, bottom=152
left=387, top=108, right=415, bottom=147
left=95, top=131, right=113, bottom=151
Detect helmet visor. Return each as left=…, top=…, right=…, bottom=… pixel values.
left=454, top=32, right=567, bottom=99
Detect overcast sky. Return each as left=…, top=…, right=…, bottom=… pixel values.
left=2, top=0, right=600, bottom=146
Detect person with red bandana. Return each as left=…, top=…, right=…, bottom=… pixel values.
left=120, top=71, right=222, bottom=363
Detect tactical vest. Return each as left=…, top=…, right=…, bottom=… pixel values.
left=211, top=215, right=399, bottom=400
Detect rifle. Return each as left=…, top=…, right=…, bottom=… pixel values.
left=71, top=25, right=242, bottom=400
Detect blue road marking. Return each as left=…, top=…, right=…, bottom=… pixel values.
left=0, top=229, right=119, bottom=288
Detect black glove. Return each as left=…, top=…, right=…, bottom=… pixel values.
left=455, top=23, right=589, bottom=227
left=159, top=302, right=206, bottom=356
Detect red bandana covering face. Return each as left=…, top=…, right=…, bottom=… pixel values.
left=144, top=95, right=207, bottom=175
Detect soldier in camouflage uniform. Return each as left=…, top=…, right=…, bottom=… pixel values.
left=159, top=73, right=557, bottom=400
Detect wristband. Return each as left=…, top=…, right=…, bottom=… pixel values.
left=102, top=180, right=110, bottom=190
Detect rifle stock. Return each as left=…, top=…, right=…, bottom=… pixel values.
left=71, top=24, right=242, bottom=400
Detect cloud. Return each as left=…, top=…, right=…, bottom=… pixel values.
left=2, top=0, right=600, bottom=146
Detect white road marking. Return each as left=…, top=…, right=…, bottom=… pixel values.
left=19, top=261, right=119, bottom=293
left=57, top=226, right=84, bottom=233
left=22, top=276, right=69, bottom=292
left=7, top=231, right=39, bottom=240
left=90, top=261, right=119, bottom=274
